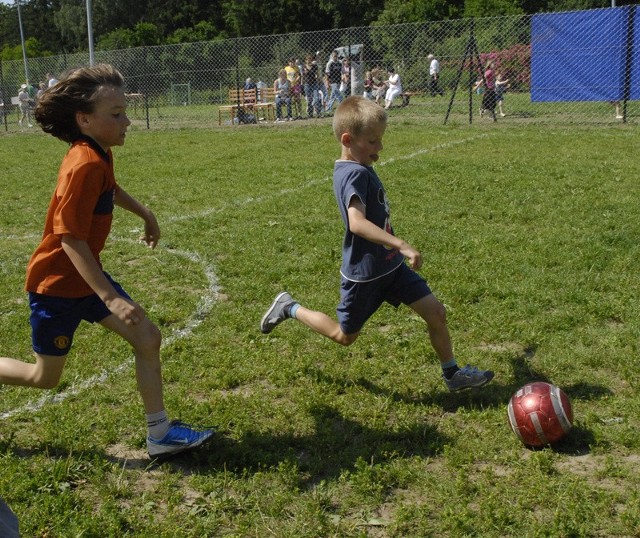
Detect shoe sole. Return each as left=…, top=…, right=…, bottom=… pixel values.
left=260, top=292, right=289, bottom=334
left=447, top=372, right=495, bottom=392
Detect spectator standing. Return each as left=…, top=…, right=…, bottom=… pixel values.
left=341, top=57, right=352, bottom=97
left=473, top=77, right=485, bottom=117
left=482, top=61, right=497, bottom=121
left=285, top=58, right=303, bottom=119
left=37, top=82, right=47, bottom=102
left=495, top=72, right=510, bottom=117
left=325, top=50, right=344, bottom=112
left=18, top=84, right=32, bottom=128
left=428, top=54, right=444, bottom=96
left=47, top=72, right=58, bottom=87
left=302, top=53, right=322, bottom=118
left=612, top=101, right=623, bottom=120
left=363, top=71, right=374, bottom=100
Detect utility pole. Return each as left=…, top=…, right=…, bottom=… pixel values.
left=86, top=0, right=95, bottom=65
left=16, top=0, right=29, bottom=82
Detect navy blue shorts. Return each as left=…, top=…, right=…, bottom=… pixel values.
left=29, top=273, right=131, bottom=356
left=336, top=263, right=431, bottom=335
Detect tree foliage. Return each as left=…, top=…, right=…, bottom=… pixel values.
left=0, top=0, right=632, bottom=56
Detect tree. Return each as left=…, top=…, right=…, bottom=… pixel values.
left=1, top=36, right=50, bottom=61
left=167, top=21, right=221, bottom=44
left=375, top=0, right=465, bottom=25
left=53, top=0, right=87, bottom=52
left=464, top=0, right=525, bottom=17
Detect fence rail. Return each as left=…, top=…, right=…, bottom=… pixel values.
left=1, top=7, right=638, bottom=132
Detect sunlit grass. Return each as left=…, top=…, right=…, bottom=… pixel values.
left=1, top=120, right=639, bottom=536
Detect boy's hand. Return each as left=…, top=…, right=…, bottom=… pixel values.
left=141, top=212, right=161, bottom=249
left=106, top=296, right=146, bottom=326
left=400, top=244, right=423, bottom=270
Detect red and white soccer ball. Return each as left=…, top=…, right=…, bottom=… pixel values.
left=507, top=382, right=573, bottom=447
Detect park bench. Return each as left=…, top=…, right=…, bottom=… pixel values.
left=218, top=88, right=275, bottom=125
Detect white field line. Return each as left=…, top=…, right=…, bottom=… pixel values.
left=0, top=242, right=220, bottom=420
left=0, top=133, right=488, bottom=419
left=166, top=133, right=491, bottom=224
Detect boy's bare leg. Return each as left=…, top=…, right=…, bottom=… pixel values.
left=100, top=313, right=214, bottom=457
left=0, top=353, right=67, bottom=389
left=100, top=315, right=164, bottom=414
left=409, top=293, right=494, bottom=390
left=408, top=294, right=454, bottom=364
left=294, top=306, right=359, bottom=346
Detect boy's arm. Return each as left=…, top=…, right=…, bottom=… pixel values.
left=114, top=187, right=160, bottom=249
left=61, top=235, right=145, bottom=326
left=347, top=198, right=423, bottom=270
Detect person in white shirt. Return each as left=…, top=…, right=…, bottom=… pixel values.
left=18, top=84, right=32, bottom=127
left=428, top=54, right=444, bottom=97
left=46, top=72, right=58, bottom=87
left=384, top=67, right=402, bottom=109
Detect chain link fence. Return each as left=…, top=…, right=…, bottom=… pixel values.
left=1, top=6, right=638, bottom=132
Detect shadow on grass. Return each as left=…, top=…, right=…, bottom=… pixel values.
left=299, top=346, right=611, bottom=414
left=181, top=403, right=451, bottom=487
left=178, top=349, right=612, bottom=477
left=2, top=349, right=611, bottom=479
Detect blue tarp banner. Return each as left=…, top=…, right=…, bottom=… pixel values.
left=531, top=7, right=639, bottom=102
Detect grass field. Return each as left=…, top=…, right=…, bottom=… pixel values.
left=1, top=116, right=639, bottom=537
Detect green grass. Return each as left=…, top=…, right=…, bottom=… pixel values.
left=1, top=117, right=639, bottom=537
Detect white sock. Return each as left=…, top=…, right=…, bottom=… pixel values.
left=146, top=410, right=170, bottom=440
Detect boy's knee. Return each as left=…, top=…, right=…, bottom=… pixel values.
left=133, top=321, right=162, bottom=352
left=430, top=302, right=447, bottom=328
left=421, top=297, right=447, bottom=328
left=336, top=331, right=359, bottom=346
left=30, top=370, right=62, bottom=389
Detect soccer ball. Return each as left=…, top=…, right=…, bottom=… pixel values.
left=507, top=382, right=573, bottom=447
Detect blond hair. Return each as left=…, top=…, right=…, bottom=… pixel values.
left=332, top=96, right=387, bottom=141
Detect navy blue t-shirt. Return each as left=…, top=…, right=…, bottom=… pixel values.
left=333, top=160, right=405, bottom=282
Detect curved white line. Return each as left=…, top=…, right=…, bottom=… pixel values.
left=0, top=242, right=220, bottom=420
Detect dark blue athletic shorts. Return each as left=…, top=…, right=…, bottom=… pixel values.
left=29, top=273, right=130, bottom=356
left=336, top=263, right=432, bottom=335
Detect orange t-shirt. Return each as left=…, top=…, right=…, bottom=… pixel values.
left=25, top=137, right=119, bottom=298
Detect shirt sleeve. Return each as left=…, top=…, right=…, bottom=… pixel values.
left=53, top=161, right=107, bottom=240
left=340, top=166, right=369, bottom=209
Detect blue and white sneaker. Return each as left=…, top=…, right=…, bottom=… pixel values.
left=260, top=292, right=295, bottom=334
left=147, top=420, right=214, bottom=458
left=444, top=364, right=494, bottom=392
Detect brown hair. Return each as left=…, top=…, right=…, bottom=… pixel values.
left=35, top=63, right=125, bottom=143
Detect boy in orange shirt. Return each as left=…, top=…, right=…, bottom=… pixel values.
left=0, top=64, right=212, bottom=459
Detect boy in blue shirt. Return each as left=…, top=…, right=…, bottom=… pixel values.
left=261, top=96, right=493, bottom=392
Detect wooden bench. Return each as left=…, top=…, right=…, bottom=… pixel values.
left=400, top=91, right=421, bottom=107
left=255, top=87, right=275, bottom=121
left=217, top=87, right=278, bottom=125
left=218, top=88, right=253, bottom=125
left=125, top=93, right=145, bottom=114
